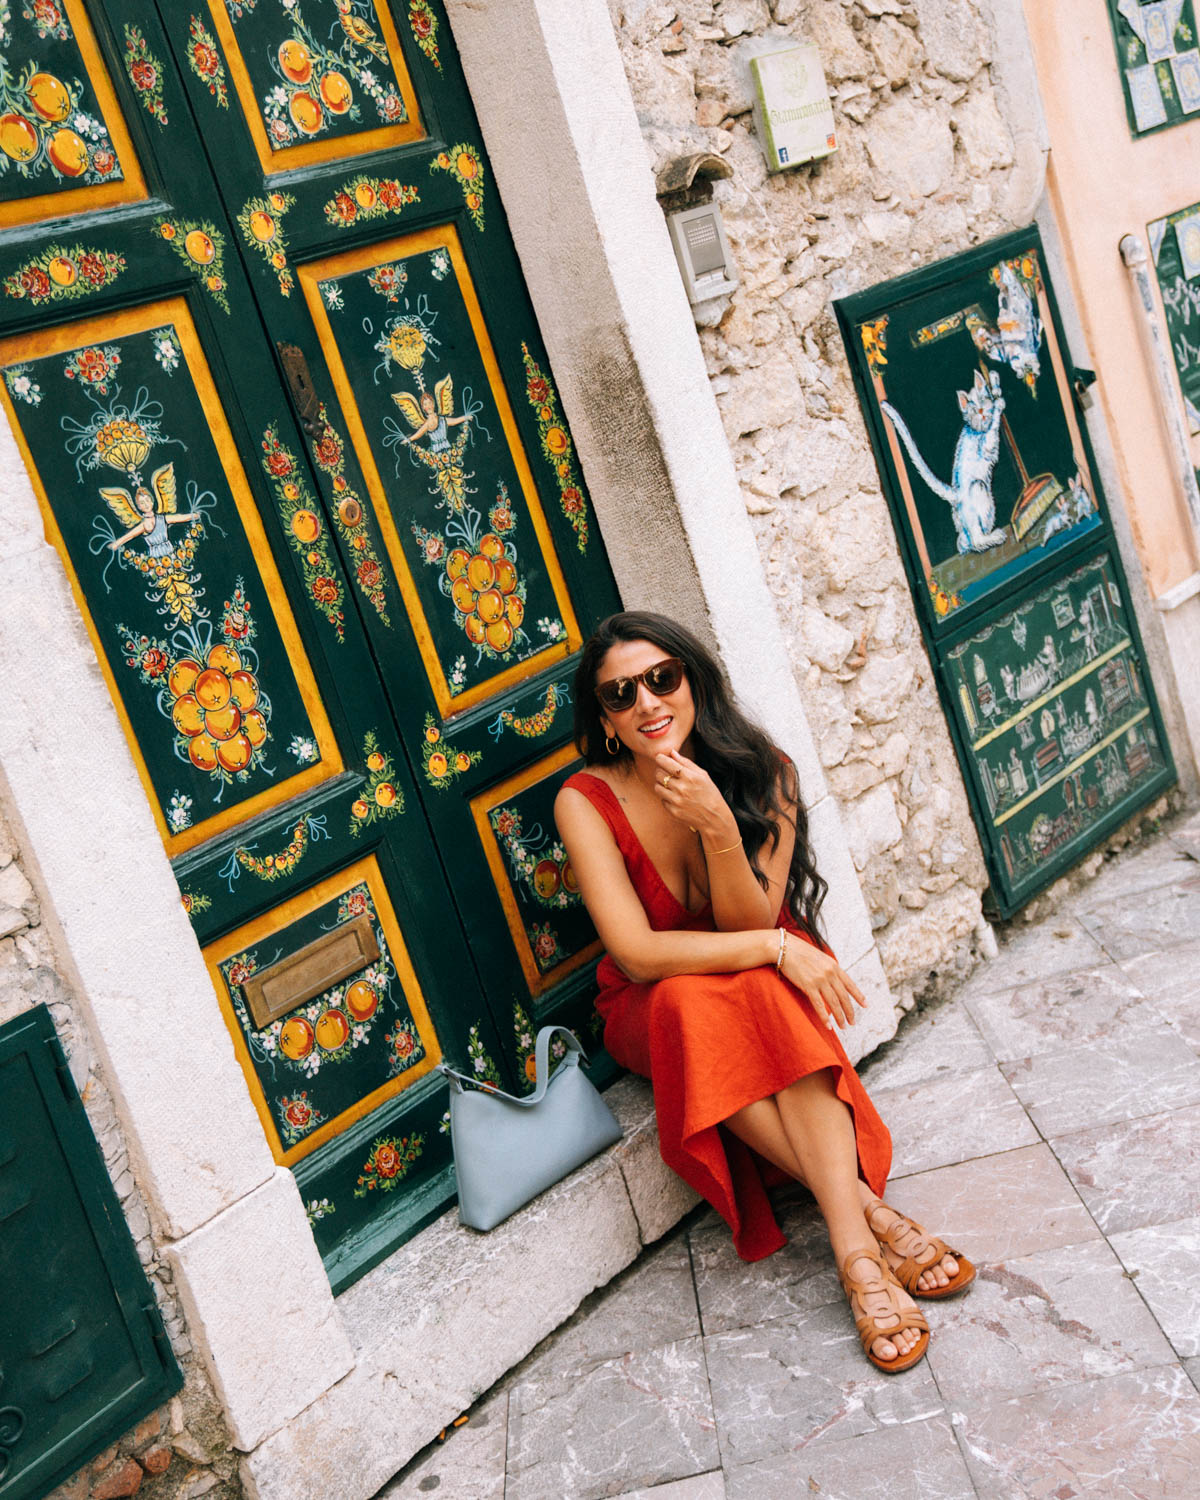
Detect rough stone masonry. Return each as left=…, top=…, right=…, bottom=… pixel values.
left=608, top=0, right=1048, bottom=1006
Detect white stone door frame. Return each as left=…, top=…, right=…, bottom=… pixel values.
left=0, top=0, right=891, bottom=1483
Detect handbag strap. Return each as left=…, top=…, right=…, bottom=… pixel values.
left=437, top=1024, right=584, bottom=1107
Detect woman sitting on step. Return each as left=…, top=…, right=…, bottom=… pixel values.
left=555, top=611, right=975, bottom=1373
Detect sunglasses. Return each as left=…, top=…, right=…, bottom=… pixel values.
left=595, top=657, right=686, bottom=714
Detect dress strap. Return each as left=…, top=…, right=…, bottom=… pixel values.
left=561, top=771, right=632, bottom=849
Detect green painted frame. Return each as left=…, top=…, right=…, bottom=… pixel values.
left=836, top=226, right=1176, bottom=917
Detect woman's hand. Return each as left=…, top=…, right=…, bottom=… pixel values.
left=780, top=934, right=867, bottom=1029
left=653, top=750, right=738, bottom=844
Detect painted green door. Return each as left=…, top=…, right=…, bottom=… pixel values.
left=0, top=0, right=619, bottom=1290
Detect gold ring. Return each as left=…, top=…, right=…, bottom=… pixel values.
left=661, top=773, right=673, bottom=787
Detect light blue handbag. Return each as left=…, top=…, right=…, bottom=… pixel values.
left=438, top=1025, right=623, bottom=1231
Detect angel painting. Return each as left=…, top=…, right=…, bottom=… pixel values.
left=103, top=463, right=196, bottom=557
left=389, top=374, right=479, bottom=512
left=391, top=376, right=474, bottom=457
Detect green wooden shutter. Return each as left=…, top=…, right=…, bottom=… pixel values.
left=0, top=1005, right=182, bottom=1500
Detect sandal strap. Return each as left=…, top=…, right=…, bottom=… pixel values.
left=839, top=1249, right=929, bottom=1353
left=865, top=1199, right=958, bottom=1293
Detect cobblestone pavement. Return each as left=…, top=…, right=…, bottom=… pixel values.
left=381, top=811, right=1200, bottom=1500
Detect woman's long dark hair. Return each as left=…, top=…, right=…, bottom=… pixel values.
left=573, top=611, right=828, bottom=938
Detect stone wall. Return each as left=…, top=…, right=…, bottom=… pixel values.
left=0, top=797, right=241, bottom=1500
left=608, top=0, right=1030, bottom=1005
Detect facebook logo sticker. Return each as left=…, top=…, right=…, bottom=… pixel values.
left=778, top=146, right=789, bottom=163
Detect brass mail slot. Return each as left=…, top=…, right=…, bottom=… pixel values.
left=240, top=914, right=380, bottom=1031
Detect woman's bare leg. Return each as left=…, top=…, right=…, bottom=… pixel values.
left=725, top=1071, right=921, bottom=1361
left=725, top=1089, right=959, bottom=1293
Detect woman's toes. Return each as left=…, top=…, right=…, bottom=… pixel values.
left=874, top=1336, right=899, bottom=1362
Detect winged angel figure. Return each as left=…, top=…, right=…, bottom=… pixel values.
left=391, top=374, right=476, bottom=510
left=102, top=462, right=203, bottom=623
left=103, top=462, right=196, bottom=557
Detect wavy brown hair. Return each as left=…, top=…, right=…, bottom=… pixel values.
left=573, top=611, right=828, bottom=938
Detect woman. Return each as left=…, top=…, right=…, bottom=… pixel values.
left=555, top=612, right=974, bottom=1373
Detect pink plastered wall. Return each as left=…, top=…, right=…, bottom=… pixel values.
left=1023, top=0, right=1200, bottom=596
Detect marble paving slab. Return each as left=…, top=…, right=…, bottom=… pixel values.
left=1000, top=1027, right=1200, bottom=1137
left=1063, top=838, right=1196, bottom=910
left=690, top=1192, right=842, bottom=1335
left=1049, top=1102, right=1200, bottom=1235
left=871, top=1066, right=1040, bottom=1179
left=924, top=1240, right=1174, bottom=1406
left=1109, top=1213, right=1200, bottom=1359
left=376, top=1390, right=507, bottom=1498
left=504, top=1336, right=719, bottom=1500
left=505, top=1233, right=700, bottom=1396
left=952, top=1364, right=1200, bottom=1498
left=1076, top=876, right=1200, bottom=961
left=1168, top=809, right=1200, bottom=860
left=883, top=1143, right=1101, bottom=1264
left=703, top=1302, right=944, bottom=1469
left=723, top=1412, right=976, bottom=1500
left=962, top=961, right=1158, bottom=1063
left=1186, top=1355, right=1200, bottom=1394
left=610, top=1473, right=724, bottom=1500
left=857, top=1003, right=994, bottom=1092
left=1121, top=937, right=1200, bottom=1051
left=953, top=916, right=1106, bottom=1000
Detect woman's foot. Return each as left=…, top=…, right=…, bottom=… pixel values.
left=861, top=1194, right=976, bottom=1298
left=839, top=1245, right=929, bottom=1372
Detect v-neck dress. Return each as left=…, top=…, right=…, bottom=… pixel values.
left=565, top=771, right=892, bottom=1262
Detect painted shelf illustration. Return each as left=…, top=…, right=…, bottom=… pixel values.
left=945, top=554, right=1168, bottom=893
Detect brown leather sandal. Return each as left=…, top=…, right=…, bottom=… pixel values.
left=839, top=1246, right=930, bottom=1374
left=864, top=1197, right=977, bottom=1299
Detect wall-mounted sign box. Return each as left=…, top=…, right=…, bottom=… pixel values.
left=750, top=43, right=836, bottom=172
left=836, top=227, right=1175, bottom=916
left=1148, top=202, right=1200, bottom=435
left=1105, top=0, right=1200, bottom=137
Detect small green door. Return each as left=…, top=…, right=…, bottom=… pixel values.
left=0, top=0, right=620, bottom=1289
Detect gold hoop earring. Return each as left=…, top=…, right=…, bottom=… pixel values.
left=605, top=735, right=621, bottom=757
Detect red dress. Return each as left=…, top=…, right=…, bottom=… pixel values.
left=565, top=771, right=892, bottom=1262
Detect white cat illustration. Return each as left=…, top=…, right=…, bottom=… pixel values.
left=882, top=370, right=1008, bottom=554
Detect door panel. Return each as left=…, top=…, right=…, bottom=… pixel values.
left=0, top=0, right=147, bottom=228
left=471, top=747, right=601, bottom=1000
left=0, top=0, right=621, bottom=1286
left=205, top=0, right=424, bottom=172
left=165, top=0, right=623, bottom=1089
left=0, top=300, right=342, bottom=854
left=296, top=226, right=580, bottom=716
left=205, top=855, right=441, bottom=1168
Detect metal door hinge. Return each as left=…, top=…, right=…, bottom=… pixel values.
left=43, top=1035, right=78, bottom=1106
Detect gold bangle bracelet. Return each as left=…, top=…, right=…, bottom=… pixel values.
left=703, top=838, right=743, bottom=856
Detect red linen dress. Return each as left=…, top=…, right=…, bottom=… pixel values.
left=566, top=771, right=892, bottom=1262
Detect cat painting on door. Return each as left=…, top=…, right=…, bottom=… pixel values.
left=881, top=369, right=1008, bottom=555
